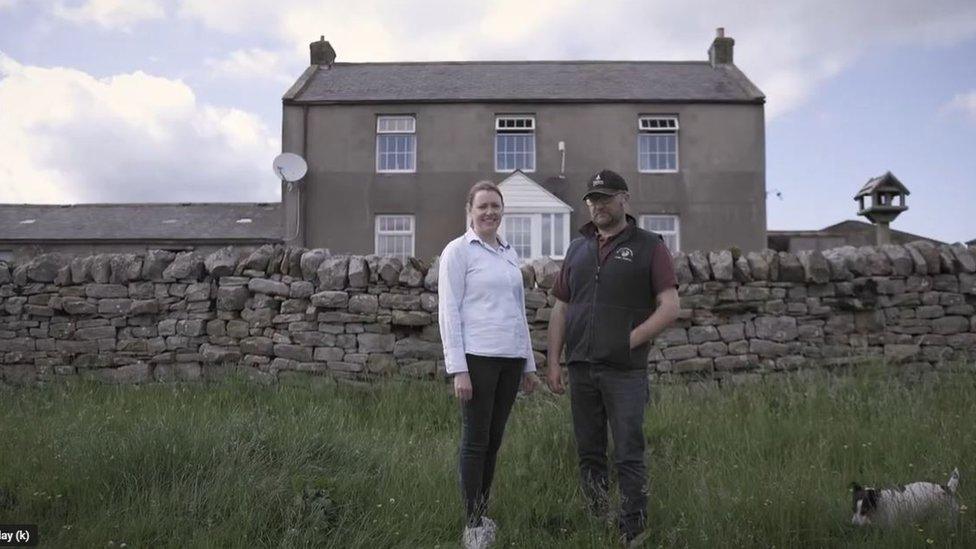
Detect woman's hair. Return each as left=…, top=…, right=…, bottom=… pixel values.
left=466, top=180, right=504, bottom=208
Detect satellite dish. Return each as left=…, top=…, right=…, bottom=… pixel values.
left=273, top=153, right=308, bottom=182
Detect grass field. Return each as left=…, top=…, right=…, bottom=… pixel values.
left=0, top=368, right=973, bottom=548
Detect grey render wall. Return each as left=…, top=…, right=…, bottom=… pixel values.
left=282, top=102, right=765, bottom=258
left=2, top=241, right=974, bottom=387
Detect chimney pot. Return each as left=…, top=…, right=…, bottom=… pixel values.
left=310, top=37, right=336, bottom=67
left=716, top=27, right=724, bottom=38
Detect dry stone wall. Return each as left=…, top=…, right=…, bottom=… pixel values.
left=1, top=242, right=975, bottom=387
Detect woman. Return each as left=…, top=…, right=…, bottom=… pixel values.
left=438, top=180, right=539, bottom=548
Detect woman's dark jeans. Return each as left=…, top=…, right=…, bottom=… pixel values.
left=458, top=354, right=523, bottom=526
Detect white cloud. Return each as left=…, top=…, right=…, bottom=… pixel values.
left=943, top=90, right=976, bottom=122
left=205, top=48, right=293, bottom=85
left=176, top=0, right=976, bottom=119
left=52, top=0, right=165, bottom=31
left=0, top=52, right=280, bottom=204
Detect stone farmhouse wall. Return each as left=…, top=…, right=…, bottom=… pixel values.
left=1, top=242, right=975, bottom=387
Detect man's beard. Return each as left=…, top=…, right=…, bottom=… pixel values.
left=592, top=210, right=623, bottom=230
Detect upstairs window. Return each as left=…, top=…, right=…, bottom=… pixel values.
left=495, top=115, right=535, bottom=172
left=640, top=214, right=680, bottom=253
left=638, top=115, right=678, bottom=173
left=376, top=116, right=416, bottom=173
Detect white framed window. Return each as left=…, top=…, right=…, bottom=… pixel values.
left=540, top=213, right=566, bottom=258
left=503, top=215, right=532, bottom=259
left=638, top=115, right=679, bottom=173
left=639, top=214, right=680, bottom=253
left=376, top=115, right=416, bottom=173
left=375, top=215, right=415, bottom=259
left=495, top=115, right=535, bottom=172
left=0, top=250, right=12, bottom=263
left=501, top=212, right=570, bottom=260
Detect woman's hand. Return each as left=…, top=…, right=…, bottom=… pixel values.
left=453, top=373, right=473, bottom=402
left=521, top=372, right=539, bottom=395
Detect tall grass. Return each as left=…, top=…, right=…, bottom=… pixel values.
left=0, top=368, right=973, bottom=548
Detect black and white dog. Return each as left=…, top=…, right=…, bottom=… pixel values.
left=851, top=468, right=960, bottom=527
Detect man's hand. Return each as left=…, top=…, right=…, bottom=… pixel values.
left=521, top=372, right=539, bottom=395
left=453, top=373, right=473, bottom=402
left=546, top=359, right=564, bottom=395
left=629, top=329, right=641, bottom=350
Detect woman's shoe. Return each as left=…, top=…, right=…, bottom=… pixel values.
left=462, top=524, right=493, bottom=549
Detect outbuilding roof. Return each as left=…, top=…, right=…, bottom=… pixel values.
left=284, top=61, right=765, bottom=105
left=0, top=203, right=282, bottom=243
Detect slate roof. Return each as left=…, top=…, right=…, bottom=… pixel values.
left=0, top=203, right=282, bottom=242
left=819, top=220, right=941, bottom=244
left=284, top=61, right=765, bottom=105
left=855, top=171, right=910, bottom=199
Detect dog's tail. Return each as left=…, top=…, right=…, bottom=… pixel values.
left=946, top=468, right=960, bottom=494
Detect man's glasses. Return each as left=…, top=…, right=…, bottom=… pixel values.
left=585, top=193, right=620, bottom=206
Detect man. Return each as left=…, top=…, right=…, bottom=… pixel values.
left=546, top=169, right=680, bottom=545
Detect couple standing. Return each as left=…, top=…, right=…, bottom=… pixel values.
left=438, top=169, right=681, bottom=547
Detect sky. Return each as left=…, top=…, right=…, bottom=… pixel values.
left=1, top=0, right=974, bottom=243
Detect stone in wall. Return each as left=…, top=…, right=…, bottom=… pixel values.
left=26, top=253, right=68, bottom=282
left=240, top=244, right=275, bottom=273
left=110, top=254, right=142, bottom=284
left=424, top=256, right=441, bottom=291
left=376, top=257, right=402, bottom=286
left=708, top=251, right=733, bottom=281
left=141, top=250, right=176, bottom=280
left=532, top=257, right=560, bottom=289
left=300, top=248, right=330, bottom=282
left=777, top=252, right=804, bottom=283
left=399, top=258, right=427, bottom=288
left=205, top=247, right=239, bottom=278
left=950, top=244, right=976, bottom=274
left=672, top=253, right=693, bottom=285
left=348, top=256, right=370, bottom=288
left=163, top=252, right=204, bottom=281
left=745, top=251, right=768, bottom=281
left=733, top=255, right=752, bottom=283
left=906, top=241, right=941, bottom=275
left=318, top=256, right=350, bottom=290
left=797, top=250, right=830, bottom=284
left=687, top=251, right=711, bottom=282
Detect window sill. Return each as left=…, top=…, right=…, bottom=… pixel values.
left=638, top=169, right=679, bottom=174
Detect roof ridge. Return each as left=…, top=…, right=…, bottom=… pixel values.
left=328, top=60, right=711, bottom=66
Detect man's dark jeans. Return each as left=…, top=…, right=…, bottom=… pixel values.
left=568, top=362, right=649, bottom=537
left=458, top=354, right=523, bottom=526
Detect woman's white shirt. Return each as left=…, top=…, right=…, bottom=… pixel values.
left=438, top=228, right=536, bottom=375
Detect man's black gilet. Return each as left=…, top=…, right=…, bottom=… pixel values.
left=563, top=223, right=663, bottom=370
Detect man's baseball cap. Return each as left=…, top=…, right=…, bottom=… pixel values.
left=583, top=169, right=628, bottom=200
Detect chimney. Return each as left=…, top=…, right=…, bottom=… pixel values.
left=708, top=27, right=734, bottom=67
left=310, top=36, right=336, bottom=66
